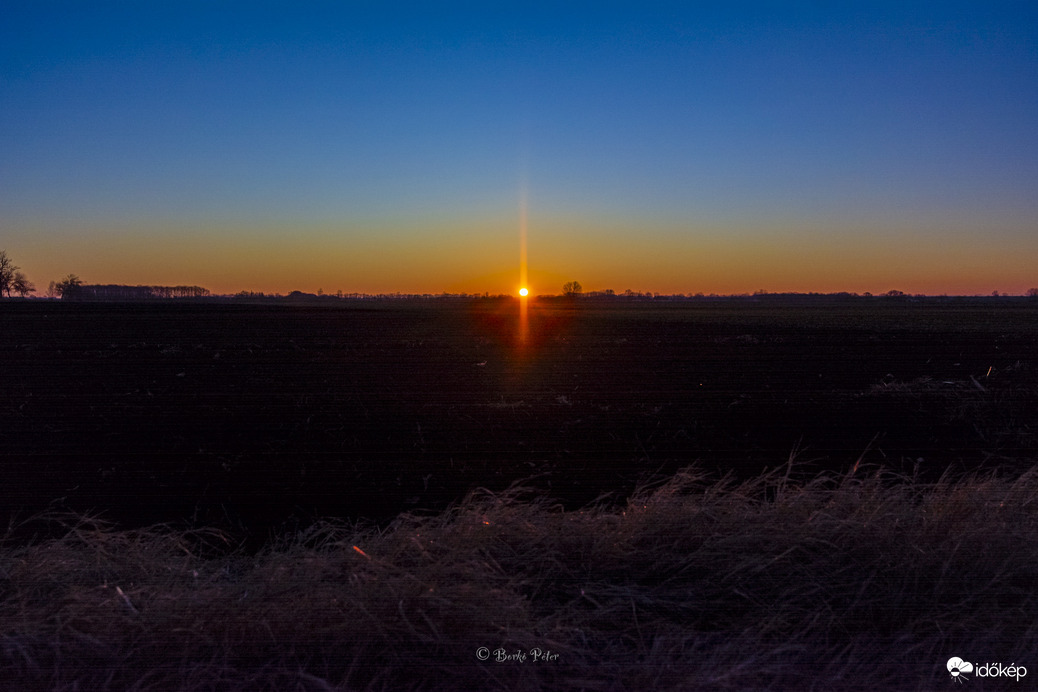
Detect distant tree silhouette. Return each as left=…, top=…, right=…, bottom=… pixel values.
left=11, top=272, right=35, bottom=297
left=0, top=250, right=18, bottom=297
left=562, top=280, right=583, bottom=296
left=55, top=274, right=83, bottom=299
left=1027, top=288, right=1038, bottom=298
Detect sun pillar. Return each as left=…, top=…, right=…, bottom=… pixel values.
left=518, top=184, right=529, bottom=344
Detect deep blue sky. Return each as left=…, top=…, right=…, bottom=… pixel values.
left=3, top=2, right=1036, bottom=295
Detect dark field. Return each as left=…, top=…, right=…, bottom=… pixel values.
left=3, top=299, right=1035, bottom=541
left=3, top=299, right=1038, bottom=690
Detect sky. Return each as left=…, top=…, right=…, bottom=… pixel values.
left=2, top=2, right=1037, bottom=296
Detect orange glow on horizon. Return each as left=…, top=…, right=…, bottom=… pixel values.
left=9, top=214, right=1037, bottom=298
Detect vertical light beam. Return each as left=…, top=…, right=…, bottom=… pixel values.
left=519, top=183, right=528, bottom=293
left=518, top=182, right=529, bottom=344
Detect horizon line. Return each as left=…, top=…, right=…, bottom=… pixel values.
left=19, top=287, right=1038, bottom=301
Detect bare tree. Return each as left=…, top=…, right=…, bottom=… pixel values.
left=55, top=274, right=82, bottom=299
left=11, top=272, right=35, bottom=297
left=562, top=280, right=583, bottom=296
left=0, top=250, right=16, bottom=297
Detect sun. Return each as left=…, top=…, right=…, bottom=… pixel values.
left=519, top=287, right=529, bottom=297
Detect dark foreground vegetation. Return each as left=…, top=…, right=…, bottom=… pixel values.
left=2, top=465, right=1036, bottom=690
left=1, top=299, right=1036, bottom=688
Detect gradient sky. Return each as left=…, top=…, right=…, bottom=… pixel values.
left=3, top=2, right=1037, bottom=296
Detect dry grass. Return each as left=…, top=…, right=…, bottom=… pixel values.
left=2, top=463, right=1037, bottom=691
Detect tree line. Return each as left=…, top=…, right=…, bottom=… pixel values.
left=0, top=251, right=210, bottom=301
left=57, top=282, right=211, bottom=301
